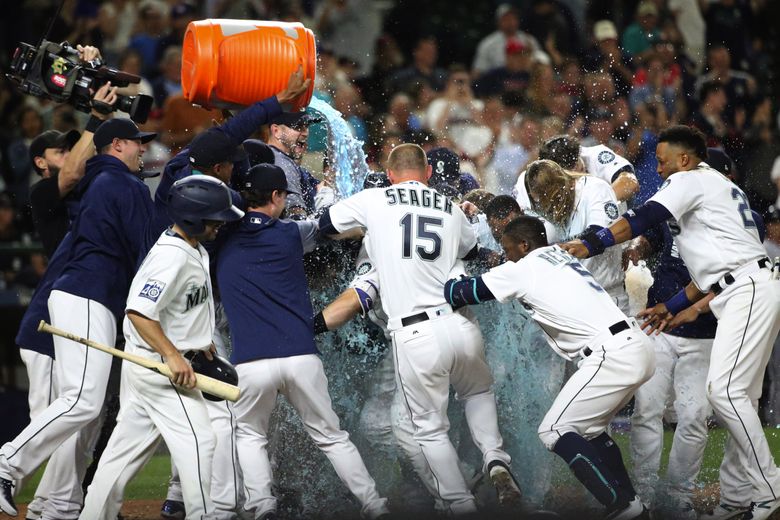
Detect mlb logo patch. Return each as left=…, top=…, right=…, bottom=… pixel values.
left=140, top=280, right=166, bottom=302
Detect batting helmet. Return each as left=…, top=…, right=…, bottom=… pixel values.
left=185, top=350, right=239, bottom=402
left=167, top=176, right=244, bottom=235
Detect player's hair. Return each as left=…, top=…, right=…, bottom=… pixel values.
left=503, top=216, right=548, bottom=250
left=241, top=189, right=275, bottom=207
left=538, top=135, right=580, bottom=169
left=657, top=125, right=707, bottom=161
left=485, top=195, right=522, bottom=221
left=525, top=159, right=582, bottom=226
left=462, top=189, right=495, bottom=212
left=387, top=143, right=428, bottom=175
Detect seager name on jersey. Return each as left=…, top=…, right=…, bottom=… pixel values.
left=185, top=283, right=209, bottom=311
left=384, top=186, right=453, bottom=215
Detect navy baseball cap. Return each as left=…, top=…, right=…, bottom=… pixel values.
left=363, top=172, right=391, bottom=189
left=94, top=119, right=156, bottom=150
left=29, top=129, right=80, bottom=163
left=427, top=147, right=460, bottom=184
left=241, top=164, right=288, bottom=192
left=189, top=129, right=246, bottom=169
left=432, top=182, right=460, bottom=199
left=270, top=111, right=324, bottom=129
left=706, top=147, right=735, bottom=176
left=243, top=139, right=276, bottom=166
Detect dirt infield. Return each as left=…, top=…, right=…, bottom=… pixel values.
left=1, top=500, right=164, bottom=520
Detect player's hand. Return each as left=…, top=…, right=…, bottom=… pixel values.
left=204, top=343, right=216, bottom=360
left=459, top=200, right=479, bottom=217
left=76, top=44, right=102, bottom=64
left=637, top=303, right=673, bottom=335
left=665, top=305, right=700, bottom=330
left=166, top=352, right=197, bottom=389
left=561, top=239, right=589, bottom=259
left=622, top=246, right=641, bottom=271
left=276, top=66, right=310, bottom=109
left=90, top=82, right=118, bottom=119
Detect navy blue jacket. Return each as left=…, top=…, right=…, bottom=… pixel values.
left=217, top=211, right=318, bottom=365
left=52, top=155, right=154, bottom=320
left=644, top=223, right=717, bottom=339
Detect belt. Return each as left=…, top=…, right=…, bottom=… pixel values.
left=710, top=257, right=771, bottom=295
left=581, top=320, right=631, bottom=357
left=398, top=305, right=453, bottom=328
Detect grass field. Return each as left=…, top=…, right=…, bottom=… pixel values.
left=13, top=426, right=780, bottom=506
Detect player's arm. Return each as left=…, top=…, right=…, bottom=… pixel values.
left=126, top=310, right=196, bottom=388
left=314, top=275, right=378, bottom=333
left=318, top=194, right=369, bottom=240
left=58, top=81, right=118, bottom=195
left=636, top=280, right=708, bottom=335
left=611, top=170, right=639, bottom=202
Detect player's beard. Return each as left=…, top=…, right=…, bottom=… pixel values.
left=279, top=132, right=306, bottom=161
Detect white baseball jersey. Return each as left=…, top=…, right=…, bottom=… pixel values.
left=481, top=245, right=627, bottom=361
left=648, top=163, right=767, bottom=290
left=328, top=181, right=475, bottom=323
left=124, top=229, right=215, bottom=352
left=579, top=144, right=633, bottom=186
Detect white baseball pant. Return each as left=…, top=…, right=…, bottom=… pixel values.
left=391, top=308, right=511, bottom=515
left=233, top=354, right=388, bottom=519
left=80, top=344, right=217, bottom=520
left=630, top=332, right=713, bottom=507
left=707, top=270, right=780, bottom=504
left=0, top=292, right=114, bottom=511
left=538, top=323, right=655, bottom=449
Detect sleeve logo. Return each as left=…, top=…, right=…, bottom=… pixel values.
left=356, top=261, right=372, bottom=275
left=604, top=202, right=619, bottom=220
left=139, top=280, right=166, bottom=302
left=598, top=150, right=615, bottom=164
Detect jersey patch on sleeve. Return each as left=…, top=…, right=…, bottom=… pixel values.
left=139, top=280, right=166, bottom=302
left=598, top=150, right=616, bottom=164
left=356, top=261, right=372, bottom=275
left=604, top=202, right=619, bottom=220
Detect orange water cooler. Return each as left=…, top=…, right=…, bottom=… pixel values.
left=181, top=19, right=316, bottom=111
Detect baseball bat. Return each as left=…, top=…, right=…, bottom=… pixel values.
left=38, top=321, right=240, bottom=402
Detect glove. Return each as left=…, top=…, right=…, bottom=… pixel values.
left=184, top=350, right=239, bottom=402
left=354, top=286, right=375, bottom=316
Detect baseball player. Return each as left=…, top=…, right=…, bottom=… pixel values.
left=561, top=125, right=780, bottom=520
left=319, top=143, right=520, bottom=516
left=217, top=164, right=389, bottom=520
left=525, top=159, right=630, bottom=313
left=0, top=119, right=156, bottom=518
left=79, top=176, right=243, bottom=519
left=444, top=215, right=654, bottom=520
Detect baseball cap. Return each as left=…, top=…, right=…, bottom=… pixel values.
left=593, top=20, right=618, bottom=42
left=496, top=3, right=517, bottom=20
left=505, top=38, right=528, bottom=55
left=241, top=164, right=288, bottom=192
left=706, top=147, right=735, bottom=176
left=93, top=119, right=156, bottom=150
left=363, top=172, right=391, bottom=190
left=270, top=111, right=324, bottom=130
left=431, top=182, right=460, bottom=199
left=427, top=147, right=460, bottom=184
left=188, top=129, right=246, bottom=169
left=29, top=130, right=80, bottom=163
left=243, top=139, right=276, bottom=166
left=637, top=1, right=658, bottom=17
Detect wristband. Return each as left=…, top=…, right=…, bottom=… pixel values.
left=313, top=311, right=328, bottom=334
left=664, top=289, right=692, bottom=315
left=85, top=115, right=104, bottom=133
left=580, top=227, right=615, bottom=257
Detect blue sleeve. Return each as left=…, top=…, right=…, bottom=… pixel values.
left=623, top=201, right=673, bottom=237
left=444, top=276, right=496, bottom=308
left=318, top=208, right=337, bottom=236
left=217, top=97, right=283, bottom=147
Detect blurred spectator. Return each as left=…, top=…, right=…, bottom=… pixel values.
left=695, top=45, right=756, bottom=125
left=582, top=109, right=625, bottom=156
left=155, top=2, right=196, bottom=67
left=129, top=0, right=167, bottom=78
left=473, top=38, right=533, bottom=101
left=384, top=93, right=422, bottom=140
left=332, top=83, right=369, bottom=143
left=4, top=107, right=43, bottom=205
left=582, top=72, right=617, bottom=117
left=472, top=4, right=544, bottom=76
left=763, top=206, right=780, bottom=259
left=739, top=97, right=779, bottom=212
left=483, top=116, right=540, bottom=195
left=584, top=20, right=634, bottom=98
left=314, top=0, right=382, bottom=79
left=525, top=62, right=557, bottom=115
left=610, top=96, right=632, bottom=142
left=358, top=33, right=405, bottom=110
left=314, top=45, right=350, bottom=100
left=667, top=0, right=705, bottom=70
left=523, top=0, right=579, bottom=58
left=626, top=101, right=668, bottom=205
left=385, top=36, right=448, bottom=95
left=702, top=0, right=752, bottom=70
left=14, top=252, right=46, bottom=291
left=481, top=97, right=512, bottom=146
left=0, top=192, right=24, bottom=289
left=772, top=155, right=780, bottom=210
left=621, top=2, right=661, bottom=61
left=690, top=80, right=731, bottom=148
left=152, top=46, right=183, bottom=109
left=629, top=53, right=680, bottom=117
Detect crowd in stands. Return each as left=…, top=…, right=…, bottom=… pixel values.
left=0, top=0, right=778, bottom=293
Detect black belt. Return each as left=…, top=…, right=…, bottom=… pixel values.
left=710, top=257, right=770, bottom=295
left=401, top=311, right=429, bottom=327
left=581, top=320, right=630, bottom=357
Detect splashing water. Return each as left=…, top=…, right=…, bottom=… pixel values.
left=309, top=97, right=370, bottom=197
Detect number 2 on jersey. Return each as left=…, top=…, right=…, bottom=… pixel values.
left=400, top=214, right=443, bottom=261
left=731, top=188, right=756, bottom=229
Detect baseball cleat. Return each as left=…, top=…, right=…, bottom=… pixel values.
left=740, top=499, right=780, bottom=520
left=606, top=497, right=649, bottom=520
left=160, top=499, right=185, bottom=520
left=0, top=476, right=17, bottom=516
left=700, top=502, right=751, bottom=520
left=487, top=460, right=523, bottom=506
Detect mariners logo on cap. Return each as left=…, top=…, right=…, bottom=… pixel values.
left=598, top=150, right=615, bottom=164
left=604, top=202, right=619, bottom=220
left=140, top=279, right=166, bottom=302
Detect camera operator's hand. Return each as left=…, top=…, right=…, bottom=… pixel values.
left=276, top=66, right=310, bottom=110
left=90, top=82, right=119, bottom=119
left=76, top=44, right=102, bottom=65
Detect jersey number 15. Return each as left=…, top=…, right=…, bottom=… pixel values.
left=400, top=214, right=443, bottom=261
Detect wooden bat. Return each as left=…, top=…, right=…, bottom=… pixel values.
left=38, top=320, right=240, bottom=402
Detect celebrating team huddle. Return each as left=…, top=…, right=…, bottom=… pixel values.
left=0, top=62, right=779, bottom=520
